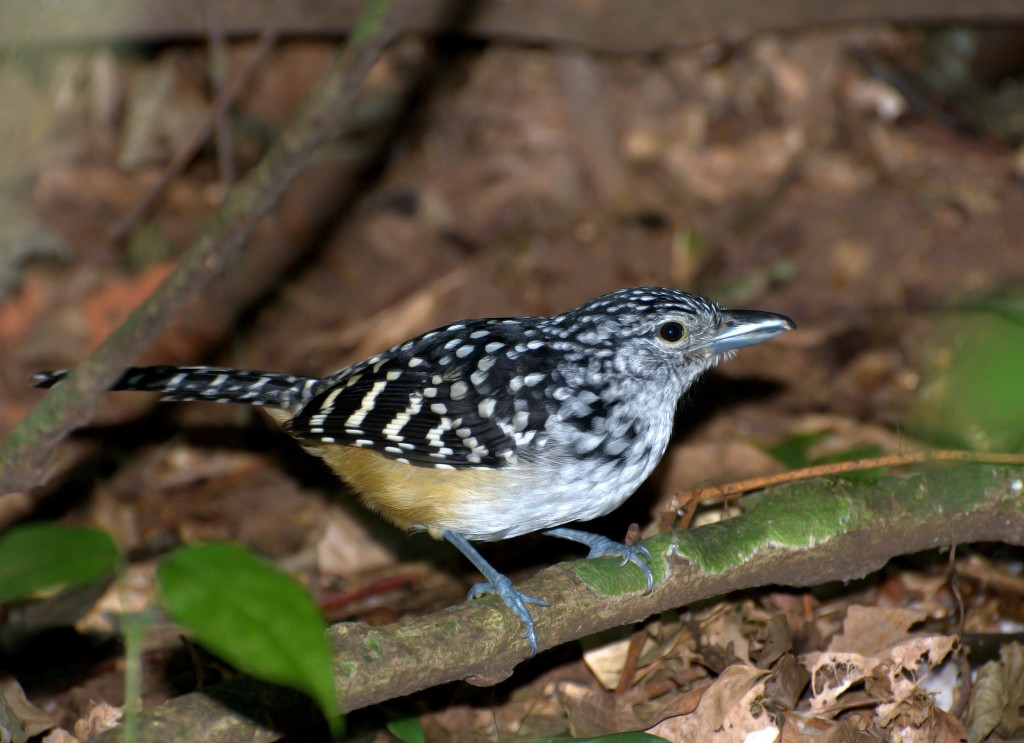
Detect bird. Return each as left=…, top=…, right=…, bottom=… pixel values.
left=34, top=287, right=794, bottom=654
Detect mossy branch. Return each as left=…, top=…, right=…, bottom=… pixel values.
left=91, top=463, right=1024, bottom=743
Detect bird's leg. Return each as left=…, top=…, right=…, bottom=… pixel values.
left=442, top=530, right=549, bottom=655
left=543, top=527, right=654, bottom=593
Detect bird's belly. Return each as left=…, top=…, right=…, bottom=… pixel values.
left=447, top=452, right=659, bottom=540
left=314, top=444, right=506, bottom=536
left=314, top=441, right=663, bottom=542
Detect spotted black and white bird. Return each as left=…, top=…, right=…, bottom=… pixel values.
left=35, top=287, right=794, bottom=653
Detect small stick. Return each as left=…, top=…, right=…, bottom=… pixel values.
left=110, top=25, right=279, bottom=241
left=676, top=449, right=1024, bottom=511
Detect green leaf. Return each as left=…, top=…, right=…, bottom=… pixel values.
left=0, top=523, right=119, bottom=603
left=386, top=716, right=426, bottom=743
left=812, top=444, right=885, bottom=478
left=915, top=297, right=1024, bottom=451
left=764, top=433, right=884, bottom=476
left=157, top=543, right=337, bottom=722
left=764, top=432, right=828, bottom=468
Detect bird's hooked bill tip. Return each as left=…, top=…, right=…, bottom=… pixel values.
left=709, top=309, right=796, bottom=354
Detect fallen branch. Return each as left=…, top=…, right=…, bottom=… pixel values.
left=91, top=463, right=1024, bottom=742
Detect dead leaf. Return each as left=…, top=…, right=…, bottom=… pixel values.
left=826, top=605, right=928, bottom=656
left=964, top=660, right=1007, bottom=743
left=557, top=679, right=644, bottom=738
left=297, top=266, right=472, bottom=363
left=73, top=701, right=122, bottom=739
left=963, top=641, right=1024, bottom=742
left=752, top=614, right=793, bottom=668
left=315, top=505, right=398, bottom=576
left=583, top=631, right=641, bottom=691
left=0, top=675, right=59, bottom=743
left=646, top=665, right=773, bottom=741
left=660, top=439, right=785, bottom=499
left=925, top=707, right=967, bottom=743
left=805, top=652, right=880, bottom=712
left=700, top=608, right=752, bottom=668
left=874, top=635, right=958, bottom=727
left=76, top=563, right=156, bottom=636
left=765, top=654, right=810, bottom=711
left=643, top=684, right=706, bottom=726
left=41, top=730, right=79, bottom=743
left=806, top=620, right=956, bottom=724
left=0, top=271, right=51, bottom=347
left=666, top=124, right=805, bottom=204
left=997, top=642, right=1024, bottom=738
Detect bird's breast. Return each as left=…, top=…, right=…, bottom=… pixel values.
left=307, top=396, right=676, bottom=542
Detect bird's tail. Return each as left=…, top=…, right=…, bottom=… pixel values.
left=33, top=365, right=318, bottom=411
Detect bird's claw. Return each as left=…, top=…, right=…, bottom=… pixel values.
left=584, top=537, right=655, bottom=594
left=543, top=527, right=657, bottom=594
left=467, top=575, right=549, bottom=655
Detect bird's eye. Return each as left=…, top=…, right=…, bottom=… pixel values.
left=658, top=321, right=686, bottom=343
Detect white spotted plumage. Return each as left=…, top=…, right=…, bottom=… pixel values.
left=33, top=288, right=794, bottom=541
left=30, top=290, right=797, bottom=656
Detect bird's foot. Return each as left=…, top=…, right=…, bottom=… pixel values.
left=467, top=575, right=549, bottom=655
left=583, top=536, right=654, bottom=593
left=543, top=527, right=655, bottom=594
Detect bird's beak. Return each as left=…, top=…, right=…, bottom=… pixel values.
left=708, top=309, right=796, bottom=354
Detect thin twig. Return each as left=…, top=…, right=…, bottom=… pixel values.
left=955, top=555, right=1024, bottom=597
left=676, top=449, right=1024, bottom=510
left=204, top=0, right=237, bottom=188
left=615, top=624, right=648, bottom=695
left=109, top=25, right=279, bottom=242
left=0, top=0, right=399, bottom=494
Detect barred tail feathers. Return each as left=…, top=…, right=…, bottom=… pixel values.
left=32, top=366, right=318, bottom=410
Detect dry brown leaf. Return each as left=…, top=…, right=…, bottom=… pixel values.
left=875, top=635, right=958, bottom=727
left=701, top=608, right=752, bottom=666
left=0, top=492, right=32, bottom=531
left=799, top=715, right=877, bottom=743
left=765, top=654, right=810, bottom=711
left=557, top=679, right=644, bottom=738
left=301, top=266, right=471, bottom=363
left=997, top=641, right=1024, bottom=738
left=0, top=675, right=58, bottom=742
left=964, top=641, right=1024, bottom=742
left=806, top=629, right=956, bottom=722
left=640, top=683, right=706, bottom=728
left=805, top=652, right=879, bottom=712
left=804, top=604, right=935, bottom=712
left=41, top=730, right=79, bottom=743
left=666, top=125, right=805, bottom=204
left=924, top=708, right=968, bottom=743
left=826, top=605, right=928, bottom=656
left=964, top=659, right=1006, bottom=743
left=646, top=664, right=773, bottom=741
left=752, top=614, right=793, bottom=669
left=583, top=632, right=640, bottom=691
left=73, top=702, right=123, bottom=739
left=315, top=505, right=398, bottom=576
left=660, top=439, right=784, bottom=499
left=0, top=271, right=51, bottom=347
left=75, top=563, right=156, bottom=637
